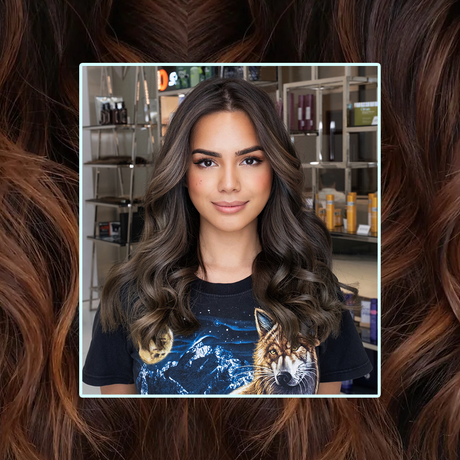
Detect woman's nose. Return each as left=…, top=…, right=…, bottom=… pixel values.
left=218, top=164, right=241, bottom=193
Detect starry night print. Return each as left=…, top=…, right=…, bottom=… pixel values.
left=134, top=313, right=259, bottom=394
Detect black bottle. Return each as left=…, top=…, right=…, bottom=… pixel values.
left=111, top=103, right=119, bottom=125
left=117, top=101, right=128, bottom=124
left=100, top=103, right=109, bottom=125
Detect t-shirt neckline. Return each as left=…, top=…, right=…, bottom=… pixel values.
left=192, top=275, right=252, bottom=295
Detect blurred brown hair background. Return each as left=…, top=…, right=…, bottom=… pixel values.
left=0, top=0, right=459, bottom=459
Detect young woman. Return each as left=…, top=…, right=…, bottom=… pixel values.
left=83, top=77, right=372, bottom=395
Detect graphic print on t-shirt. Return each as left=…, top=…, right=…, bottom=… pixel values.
left=231, top=308, right=320, bottom=395
left=135, top=313, right=259, bottom=394
left=135, top=305, right=319, bottom=395
left=138, top=327, right=174, bottom=364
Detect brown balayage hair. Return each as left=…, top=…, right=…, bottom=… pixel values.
left=0, top=0, right=459, bottom=459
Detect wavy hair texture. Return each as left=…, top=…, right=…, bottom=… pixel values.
left=0, top=0, right=459, bottom=459
left=101, top=77, right=356, bottom=352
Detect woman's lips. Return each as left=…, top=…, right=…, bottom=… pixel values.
left=212, top=201, right=249, bottom=214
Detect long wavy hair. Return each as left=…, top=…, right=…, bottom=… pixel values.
left=0, top=0, right=459, bottom=459
left=101, top=77, right=356, bottom=351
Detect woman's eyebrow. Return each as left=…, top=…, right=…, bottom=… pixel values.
left=191, top=145, right=263, bottom=157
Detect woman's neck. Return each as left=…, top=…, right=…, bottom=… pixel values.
left=196, top=219, right=261, bottom=283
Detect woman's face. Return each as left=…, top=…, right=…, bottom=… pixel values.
left=186, top=110, right=273, bottom=234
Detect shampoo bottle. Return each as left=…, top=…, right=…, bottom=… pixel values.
left=101, top=103, right=111, bottom=125
left=305, top=94, right=314, bottom=130
left=326, top=194, right=335, bottom=231
left=298, top=95, right=305, bottom=131
left=368, top=193, right=375, bottom=225
left=289, top=92, right=295, bottom=132
left=371, top=195, right=378, bottom=236
left=111, top=103, right=119, bottom=125
left=116, top=101, right=127, bottom=124
left=190, top=66, right=202, bottom=87
left=347, top=193, right=357, bottom=234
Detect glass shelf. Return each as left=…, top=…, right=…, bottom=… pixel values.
left=87, top=236, right=140, bottom=247
left=83, top=123, right=155, bottom=130
left=346, top=126, right=378, bottom=133
left=83, top=162, right=152, bottom=168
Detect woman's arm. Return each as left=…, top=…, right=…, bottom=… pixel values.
left=100, top=384, right=137, bottom=395
left=317, top=381, right=341, bottom=394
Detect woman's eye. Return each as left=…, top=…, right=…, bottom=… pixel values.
left=242, top=157, right=261, bottom=166
left=195, top=159, right=215, bottom=168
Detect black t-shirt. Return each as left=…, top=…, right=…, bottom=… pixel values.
left=83, top=275, right=373, bottom=395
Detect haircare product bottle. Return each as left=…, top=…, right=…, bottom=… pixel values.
left=101, top=103, right=110, bottom=125
left=99, top=104, right=105, bottom=125
left=370, top=298, right=377, bottom=344
left=334, top=209, right=342, bottom=227
left=371, top=195, right=378, bottom=236
left=111, top=103, right=119, bottom=125
left=106, top=102, right=113, bottom=124
left=326, top=194, right=335, bottom=231
left=298, top=95, right=305, bottom=131
left=117, top=101, right=128, bottom=124
left=289, top=92, right=295, bottom=132
left=329, top=121, right=335, bottom=161
left=347, top=193, right=357, bottom=234
left=204, top=66, right=213, bottom=80
left=347, top=103, right=354, bottom=127
left=368, top=193, right=375, bottom=225
left=319, top=207, right=326, bottom=223
left=341, top=380, right=353, bottom=394
left=305, top=94, right=314, bottom=130
left=190, top=66, right=202, bottom=87
left=360, top=300, right=371, bottom=327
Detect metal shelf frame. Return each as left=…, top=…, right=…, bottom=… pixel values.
left=283, top=67, right=379, bottom=199
left=87, top=66, right=156, bottom=311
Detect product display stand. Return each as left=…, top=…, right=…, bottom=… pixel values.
left=283, top=66, right=378, bottom=244
left=283, top=67, right=379, bottom=396
left=84, top=66, right=155, bottom=311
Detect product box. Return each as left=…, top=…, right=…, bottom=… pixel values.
left=354, top=102, right=378, bottom=126
left=98, top=221, right=110, bottom=238
left=360, top=300, right=371, bottom=327
left=98, top=221, right=120, bottom=239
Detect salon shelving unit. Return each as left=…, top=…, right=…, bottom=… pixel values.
left=283, top=66, right=379, bottom=244
left=156, top=66, right=283, bottom=145
left=84, top=66, right=156, bottom=311
left=283, top=68, right=379, bottom=396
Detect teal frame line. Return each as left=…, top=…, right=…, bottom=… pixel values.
left=79, top=63, right=381, bottom=399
